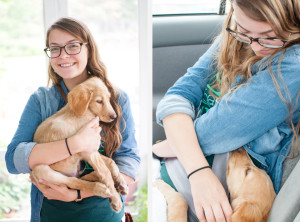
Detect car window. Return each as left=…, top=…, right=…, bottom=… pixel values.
left=153, top=0, right=228, bottom=15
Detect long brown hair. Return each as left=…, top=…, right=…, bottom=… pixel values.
left=45, top=17, right=123, bottom=157
left=214, top=0, right=300, bottom=156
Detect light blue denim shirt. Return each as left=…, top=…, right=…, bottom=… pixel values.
left=5, top=80, right=140, bottom=222
left=156, top=40, right=300, bottom=193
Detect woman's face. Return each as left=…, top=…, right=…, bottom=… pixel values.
left=233, top=4, right=278, bottom=57
left=48, top=29, right=89, bottom=82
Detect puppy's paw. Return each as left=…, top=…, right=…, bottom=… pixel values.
left=109, top=196, right=123, bottom=213
left=115, top=177, right=128, bottom=196
left=93, top=183, right=112, bottom=198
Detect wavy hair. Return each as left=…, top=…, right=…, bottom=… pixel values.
left=213, top=0, right=300, bottom=156
left=45, top=17, right=123, bottom=157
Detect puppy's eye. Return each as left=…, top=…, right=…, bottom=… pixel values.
left=97, top=100, right=103, bottom=104
left=245, top=167, right=251, bottom=176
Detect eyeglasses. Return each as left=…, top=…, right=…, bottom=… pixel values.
left=226, top=28, right=287, bottom=49
left=44, top=42, right=88, bottom=58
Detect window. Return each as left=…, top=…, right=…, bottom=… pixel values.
left=153, top=0, right=228, bottom=15
left=69, top=0, right=140, bottom=127
left=0, top=0, right=44, bottom=220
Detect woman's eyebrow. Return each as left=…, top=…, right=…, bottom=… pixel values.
left=49, top=39, right=79, bottom=46
left=236, top=21, right=273, bottom=34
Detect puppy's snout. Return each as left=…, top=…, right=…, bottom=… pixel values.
left=110, top=114, right=117, bottom=120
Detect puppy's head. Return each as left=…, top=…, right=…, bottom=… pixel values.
left=68, top=77, right=117, bottom=122
left=227, top=148, right=256, bottom=199
left=227, top=148, right=276, bottom=221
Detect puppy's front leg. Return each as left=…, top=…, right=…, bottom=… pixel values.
left=101, top=155, right=128, bottom=196
left=80, top=171, right=98, bottom=181
left=81, top=152, right=122, bottom=213
left=31, top=165, right=111, bottom=198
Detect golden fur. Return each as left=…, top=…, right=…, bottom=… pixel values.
left=153, top=180, right=188, bottom=222
left=30, top=77, right=127, bottom=212
left=227, top=148, right=276, bottom=222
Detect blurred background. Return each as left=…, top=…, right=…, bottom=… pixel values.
left=0, top=0, right=148, bottom=221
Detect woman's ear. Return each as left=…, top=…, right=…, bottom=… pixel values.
left=68, top=84, right=93, bottom=117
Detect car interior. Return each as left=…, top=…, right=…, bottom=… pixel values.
left=152, top=5, right=300, bottom=222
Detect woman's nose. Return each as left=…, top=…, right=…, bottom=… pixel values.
left=59, top=47, right=70, bottom=58
left=250, top=41, right=265, bottom=54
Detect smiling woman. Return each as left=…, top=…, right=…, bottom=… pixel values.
left=5, top=17, right=140, bottom=222
left=46, top=29, right=90, bottom=89
left=2, top=0, right=144, bottom=221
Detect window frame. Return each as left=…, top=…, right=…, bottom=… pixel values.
left=152, top=0, right=227, bottom=17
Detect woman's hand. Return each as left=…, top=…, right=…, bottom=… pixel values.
left=30, top=176, right=77, bottom=202
left=69, top=116, right=102, bottom=154
left=189, top=169, right=232, bottom=222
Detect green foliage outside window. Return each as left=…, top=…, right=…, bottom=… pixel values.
left=129, top=184, right=148, bottom=222
left=0, top=164, right=31, bottom=218
left=0, top=0, right=43, bottom=58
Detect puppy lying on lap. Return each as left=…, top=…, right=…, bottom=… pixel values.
left=31, top=77, right=127, bottom=212
left=153, top=142, right=276, bottom=222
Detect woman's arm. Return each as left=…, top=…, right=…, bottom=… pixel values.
left=158, top=46, right=300, bottom=156
left=28, top=117, right=101, bottom=169
left=152, top=140, right=176, bottom=158
left=194, top=52, right=300, bottom=156
left=162, top=113, right=232, bottom=222
left=6, top=90, right=102, bottom=173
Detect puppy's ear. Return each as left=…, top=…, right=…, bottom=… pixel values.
left=231, top=202, right=262, bottom=222
left=68, top=84, right=93, bottom=117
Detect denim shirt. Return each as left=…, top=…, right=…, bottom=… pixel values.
left=156, top=40, right=300, bottom=193
left=5, top=81, right=140, bottom=222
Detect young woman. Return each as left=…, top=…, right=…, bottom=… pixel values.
left=5, top=17, right=140, bottom=222
left=154, top=0, right=300, bottom=221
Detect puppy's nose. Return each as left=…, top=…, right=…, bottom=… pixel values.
left=110, top=114, right=117, bottom=120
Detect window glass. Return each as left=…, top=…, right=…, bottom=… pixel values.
left=153, top=0, right=223, bottom=15
left=69, top=0, right=140, bottom=138
left=0, top=0, right=44, bottom=220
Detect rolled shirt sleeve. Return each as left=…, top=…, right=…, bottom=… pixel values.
left=156, top=94, right=196, bottom=126
left=5, top=94, right=43, bottom=174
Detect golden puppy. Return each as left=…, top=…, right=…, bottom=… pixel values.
left=227, top=148, right=276, bottom=222
left=153, top=180, right=188, bottom=222
left=31, top=77, right=127, bottom=212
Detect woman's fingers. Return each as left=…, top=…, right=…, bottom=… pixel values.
left=29, top=175, right=38, bottom=187
left=191, top=169, right=232, bottom=222
left=86, top=117, right=101, bottom=136
left=221, top=201, right=233, bottom=222
left=39, top=179, right=57, bottom=189
left=211, top=204, right=226, bottom=222
left=88, top=116, right=100, bottom=128
left=197, top=204, right=229, bottom=222
left=195, top=204, right=206, bottom=222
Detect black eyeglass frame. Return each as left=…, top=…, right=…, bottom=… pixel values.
left=226, top=28, right=287, bottom=49
left=44, top=42, right=88, bottom=58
